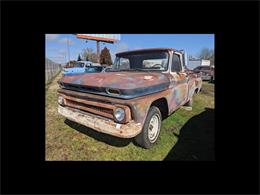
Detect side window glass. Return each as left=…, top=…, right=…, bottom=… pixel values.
left=119, top=58, right=130, bottom=69
left=171, top=54, right=181, bottom=72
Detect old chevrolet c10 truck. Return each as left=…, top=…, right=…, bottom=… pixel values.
left=57, top=48, right=202, bottom=148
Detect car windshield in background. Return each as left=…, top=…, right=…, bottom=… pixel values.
left=112, top=51, right=169, bottom=71
left=85, top=66, right=103, bottom=73
left=74, top=63, right=84, bottom=68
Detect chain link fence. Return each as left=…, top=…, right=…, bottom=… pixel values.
left=45, top=58, right=62, bottom=84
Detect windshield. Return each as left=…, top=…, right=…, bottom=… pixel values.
left=85, top=66, right=103, bottom=73
left=74, top=63, right=84, bottom=68
left=112, top=51, right=169, bottom=71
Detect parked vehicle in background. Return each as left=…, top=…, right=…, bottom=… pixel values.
left=62, top=61, right=92, bottom=75
left=63, top=61, right=93, bottom=68
left=57, top=48, right=202, bottom=148
left=84, top=66, right=107, bottom=73
left=193, top=65, right=214, bottom=82
left=63, top=65, right=107, bottom=76
left=103, top=67, right=112, bottom=72
left=92, top=63, right=102, bottom=66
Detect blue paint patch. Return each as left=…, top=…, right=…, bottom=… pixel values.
left=158, top=74, right=166, bottom=80
left=109, top=83, right=120, bottom=88
left=126, top=83, right=137, bottom=88
left=126, top=77, right=135, bottom=81
left=63, top=72, right=86, bottom=77
left=72, top=77, right=83, bottom=85
left=173, top=89, right=182, bottom=105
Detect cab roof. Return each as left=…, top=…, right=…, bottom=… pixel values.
left=116, top=48, right=178, bottom=56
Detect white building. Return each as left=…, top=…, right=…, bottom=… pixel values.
left=187, top=59, right=211, bottom=70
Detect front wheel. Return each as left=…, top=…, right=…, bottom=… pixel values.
left=134, top=106, right=162, bottom=149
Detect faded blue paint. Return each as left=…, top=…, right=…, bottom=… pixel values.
left=109, top=83, right=120, bottom=88
left=158, top=74, right=166, bottom=80
left=126, top=77, right=135, bottom=81
left=173, top=88, right=182, bottom=105
left=60, top=81, right=170, bottom=100
left=126, top=83, right=137, bottom=88
left=63, top=72, right=86, bottom=76
left=72, top=77, right=83, bottom=85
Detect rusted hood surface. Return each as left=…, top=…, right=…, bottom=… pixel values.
left=59, top=72, right=170, bottom=99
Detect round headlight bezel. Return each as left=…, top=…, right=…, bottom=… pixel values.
left=114, top=107, right=125, bottom=122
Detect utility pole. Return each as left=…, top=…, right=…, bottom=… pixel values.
left=67, top=38, right=70, bottom=66
left=96, top=40, right=100, bottom=63
left=75, top=34, right=120, bottom=64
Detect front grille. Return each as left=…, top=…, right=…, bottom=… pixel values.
left=63, top=95, right=115, bottom=120
left=66, top=99, right=113, bottom=115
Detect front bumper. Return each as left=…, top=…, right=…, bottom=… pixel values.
left=58, top=105, right=142, bottom=138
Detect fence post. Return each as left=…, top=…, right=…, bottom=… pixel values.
left=51, top=62, right=53, bottom=79
left=46, top=59, right=49, bottom=83
left=48, top=59, right=50, bottom=83
left=46, top=58, right=62, bottom=85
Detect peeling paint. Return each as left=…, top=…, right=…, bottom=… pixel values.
left=57, top=48, right=203, bottom=139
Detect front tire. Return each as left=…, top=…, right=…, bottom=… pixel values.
left=134, top=106, right=162, bottom=149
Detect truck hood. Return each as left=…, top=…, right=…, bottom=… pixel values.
left=59, top=71, right=170, bottom=99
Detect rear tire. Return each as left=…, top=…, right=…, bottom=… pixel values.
left=210, top=76, right=214, bottom=83
left=134, top=106, right=162, bottom=149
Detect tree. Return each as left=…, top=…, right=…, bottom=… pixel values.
left=100, top=47, right=112, bottom=65
left=81, top=48, right=98, bottom=63
left=77, top=54, right=82, bottom=61
left=197, top=48, right=214, bottom=65
left=65, top=60, right=77, bottom=67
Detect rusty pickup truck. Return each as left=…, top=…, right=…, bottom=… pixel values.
left=57, top=48, right=202, bottom=148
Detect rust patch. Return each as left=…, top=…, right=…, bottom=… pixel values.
left=58, top=105, right=142, bottom=138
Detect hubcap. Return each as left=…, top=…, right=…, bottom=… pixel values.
left=148, top=114, right=160, bottom=143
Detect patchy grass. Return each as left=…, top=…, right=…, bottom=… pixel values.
left=45, top=75, right=215, bottom=161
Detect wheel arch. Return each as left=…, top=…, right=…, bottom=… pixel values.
left=150, top=97, right=169, bottom=120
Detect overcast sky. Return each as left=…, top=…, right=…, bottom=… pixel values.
left=45, top=34, right=214, bottom=64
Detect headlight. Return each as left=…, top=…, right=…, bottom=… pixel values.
left=58, top=96, right=64, bottom=105
left=114, top=107, right=125, bottom=122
